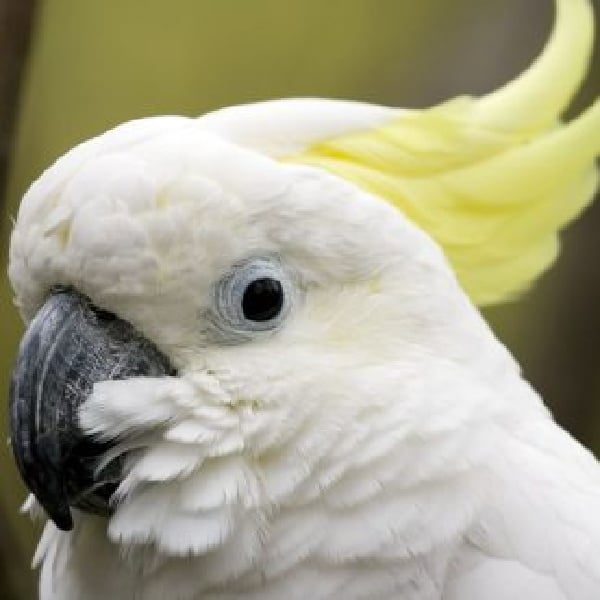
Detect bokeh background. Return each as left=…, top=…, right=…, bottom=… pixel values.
left=0, top=0, right=599, bottom=597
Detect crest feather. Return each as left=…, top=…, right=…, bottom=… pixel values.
left=287, top=0, right=600, bottom=305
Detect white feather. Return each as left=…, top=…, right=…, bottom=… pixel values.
left=8, top=97, right=600, bottom=599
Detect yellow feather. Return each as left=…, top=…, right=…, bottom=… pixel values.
left=287, top=0, right=600, bottom=305
left=473, top=0, right=595, bottom=132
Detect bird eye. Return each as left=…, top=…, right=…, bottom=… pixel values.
left=211, top=257, right=294, bottom=341
left=242, top=277, right=284, bottom=322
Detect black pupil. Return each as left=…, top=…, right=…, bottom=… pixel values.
left=242, top=277, right=284, bottom=322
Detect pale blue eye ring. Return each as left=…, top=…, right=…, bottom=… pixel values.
left=210, top=257, right=295, bottom=341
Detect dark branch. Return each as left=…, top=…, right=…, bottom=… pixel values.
left=0, top=4, right=40, bottom=598
left=0, top=0, right=38, bottom=208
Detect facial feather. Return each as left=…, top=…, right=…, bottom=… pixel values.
left=11, top=120, right=515, bottom=597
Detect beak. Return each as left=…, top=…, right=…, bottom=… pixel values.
left=9, top=289, right=174, bottom=531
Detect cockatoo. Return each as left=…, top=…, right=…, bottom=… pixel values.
left=7, top=0, right=600, bottom=598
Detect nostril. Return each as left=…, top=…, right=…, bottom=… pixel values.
left=49, top=287, right=117, bottom=323
left=92, top=306, right=117, bottom=322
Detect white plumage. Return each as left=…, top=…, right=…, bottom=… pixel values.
left=8, top=0, right=600, bottom=597
left=8, top=108, right=600, bottom=599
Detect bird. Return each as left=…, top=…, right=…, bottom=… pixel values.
left=7, top=0, right=600, bottom=597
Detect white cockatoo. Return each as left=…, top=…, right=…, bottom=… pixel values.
left=7, top=0, right=600, bottom=598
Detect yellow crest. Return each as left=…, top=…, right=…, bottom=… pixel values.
left=287, top=0, right=600, bottom=305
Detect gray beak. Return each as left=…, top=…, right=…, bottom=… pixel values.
left=9, top=290, right=174, bottom=531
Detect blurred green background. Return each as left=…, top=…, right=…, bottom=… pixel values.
left=0, top=0, right=599, bottom=597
